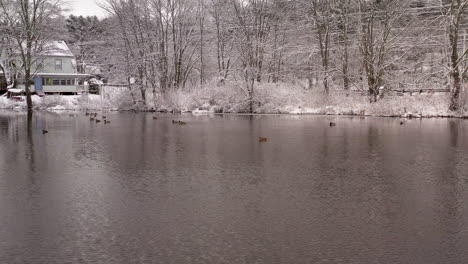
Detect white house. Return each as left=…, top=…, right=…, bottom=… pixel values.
left=5, top=41, right=90, bottom=94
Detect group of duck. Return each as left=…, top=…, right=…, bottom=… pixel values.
left=41, top=115, right=407, bottom=139
left=151, top=116, right=186, bottom=125
left=171, top=119, right=186, bottom=125
left=85, top=112, right=111, bottom=124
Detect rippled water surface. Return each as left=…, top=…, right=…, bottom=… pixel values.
left=0, top=112, right=467, bottom=264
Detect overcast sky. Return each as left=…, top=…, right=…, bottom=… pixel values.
left=64, top=0, right=107, bottom=18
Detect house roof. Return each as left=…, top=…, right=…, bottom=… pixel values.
left=8, top=40, right=75, bottom=57
left=42, top=41, right=74, bottom=57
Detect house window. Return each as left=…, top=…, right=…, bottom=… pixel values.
left=66, top=79, right=71, bottom=85
left=61, top=79, right=66, bottom=85
left=46, top=78, right=52, bottom=85
left=52, top=79, right=59, bottom=85
left=55, top=59, right=62, bottom=71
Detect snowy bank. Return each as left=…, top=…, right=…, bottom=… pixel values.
left=163, top=82, right=466, bottom=118
left=0, top=82, right=466, bottom=118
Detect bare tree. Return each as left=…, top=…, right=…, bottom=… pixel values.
left=308, top=0, right=333, bottom=94
left=336, top=0, right=353, bottom=90
left=358, top=0, right=408, bottom=102
left=267, top=0, right=288, bottom=83
left=66, top=15, right=105, bottom=74
left=0, top=0, right=62, bottom=112
left=198, top=0, right=205, bottom=88
left=232, top=0, right=271, bottom=113
left=209, top=0, right=234, bottom=83
left=445, top=0, right=468, bottom=111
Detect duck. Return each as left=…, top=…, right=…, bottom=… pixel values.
left=400, top=120, right=405, bottom=125
left=259, top=137, right=267, bottom=142
left=42, top=129, right=48, bottom=134
left=90, top=117, right=95, bottom=121
left=96, top=119, right=101, bottom=123
left=329, top=122, right=336, bottom=127
left=152, top=116, right=158, bottom=120
left=102, top=115, right=106, bottom=119
left=178, top=121, right=186, bottom=125
left=85, top=112, right=90, bottom=116
left=104, top=120, right=111, bottom=124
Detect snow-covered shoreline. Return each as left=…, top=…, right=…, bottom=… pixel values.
left=1, top=83, right=467, bottom=119
left=2, top=100, right=466, bottom=119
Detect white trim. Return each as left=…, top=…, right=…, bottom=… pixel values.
left=36, top=73, right=91, bottom=77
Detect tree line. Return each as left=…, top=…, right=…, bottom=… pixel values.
left=1, top=0, right=468, bottom=113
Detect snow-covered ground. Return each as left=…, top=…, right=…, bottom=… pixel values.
left=0, top=94, right=114, bottom=111
left=185, top=83, right=467, bottom=118
left=0, top=88, right=130, bottom=112
left=1, top=83, right=466, bottom=118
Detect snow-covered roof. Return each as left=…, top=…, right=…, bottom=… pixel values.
left=4, top=40, right=75, bottom=58
left=42, top=41, right=74, bottom=57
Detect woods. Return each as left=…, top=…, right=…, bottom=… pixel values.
left=1, top=0, right=468, bottom=113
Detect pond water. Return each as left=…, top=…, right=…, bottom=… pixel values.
left=0, top=112, right=467, bottom=264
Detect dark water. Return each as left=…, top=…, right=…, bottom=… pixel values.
left=0, top=112, right=467, bottom=264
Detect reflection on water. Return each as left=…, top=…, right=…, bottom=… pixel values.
left=0, top=112, right=467, bottom=264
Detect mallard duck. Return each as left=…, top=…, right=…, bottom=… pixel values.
left=90, top=117, right=95, bottom=121
left=104, top=120, right=110, bottom=124
left=259, top=137, right=267, bottom=142
left=42, top=130, right=48, bottom=134
left=96, top=119, right=101, bottom=123
left=152, top=116, right=158, bottom=120
left=329, top=122, right=336, bottom=127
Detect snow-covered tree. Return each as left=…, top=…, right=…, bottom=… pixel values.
left=445, top=0, right=468, bottom=111
left=0, top=0, right=63, bottom=112
left=66, top=15, right=105, bottom=74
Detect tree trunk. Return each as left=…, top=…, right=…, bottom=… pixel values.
left=248, top=78, right=254, bottom=114
left=448, top=0, right=465, bottom=112
left=24, top=70, right=33, bottom=113
left=449, top=70, right=462, bottom=111
left=249, top=91, right=254, bottom=113
left=323, top=71, right=329, bottom=94
left=342, top=40, right=350, bottom=90
left=199, top=0, right=204, bottom=88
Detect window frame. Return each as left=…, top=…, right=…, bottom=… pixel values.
left=55, top=59, right=62, bottom=71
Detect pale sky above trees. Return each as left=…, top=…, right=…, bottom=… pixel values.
left=65, top=0, right=106, bottom=18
